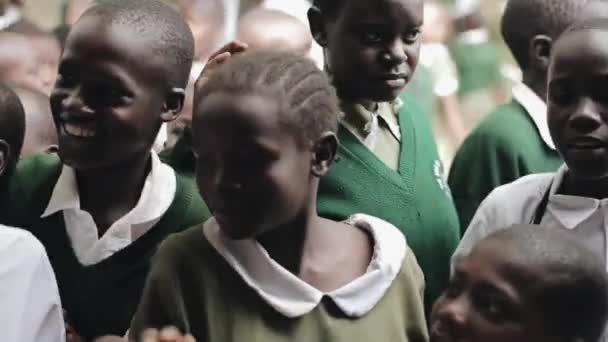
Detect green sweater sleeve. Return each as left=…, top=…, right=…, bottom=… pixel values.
left=448, top=102, right=561, bottom=233
left=130, top=235, right=193, bottom=340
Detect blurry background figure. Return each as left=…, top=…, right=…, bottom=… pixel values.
left=241, top=0, right=323, bottom=68
left=405, top=0, right=465, bottom=168
left=0, top=32, right=56, bottom=95
left=450, top=0, right=506, bottom=130
left=12, top=85, right=58, bottom=158
left=0, top=0, right=43, bottom=34
left=237, top=8, right=312, bottom=55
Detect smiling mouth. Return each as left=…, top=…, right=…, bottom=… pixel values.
left=61, top=122, right=97, bottom=138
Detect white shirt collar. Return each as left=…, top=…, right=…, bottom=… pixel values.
left=511, top=82, right=556, bottom=150
left=547, top=165, right=608, bottom=229
left=456, top=28, right=489, bottom=45
left=204, top=214, right=407, bottom=318
left=41, top=152, right=177, bottom=265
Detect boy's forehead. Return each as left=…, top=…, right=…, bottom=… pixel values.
left=65, top=15, right=165, bottom=73
left=552, top=30, right=608, bottom=71
left=340, top=0, right=423, bottom=24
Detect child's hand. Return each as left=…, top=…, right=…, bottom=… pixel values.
left=140, top=327, right=196, bottom=342
left=195, top=40, right=248, bottom=91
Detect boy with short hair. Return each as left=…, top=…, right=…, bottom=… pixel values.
left=0, top=83, right=64, bottom=342
left=434, top=224, right=608, bottom=342
left=0, top=0, right=208, bottom=340
left=12, top=85, right=57, bottom=157
left=454, top=15, right=608, bottom=291
left=448, top=0, right=594, bottom=231
left=309, top=0, right=460, bottom=308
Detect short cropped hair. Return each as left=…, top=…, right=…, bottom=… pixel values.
left=501, top=0, right=593, bottom=70
left=195, top=51, right=339, bottom=145
left=485, top=225, right=608, bottom=342
left=0, top=83, right=25, bottom=168
left=83, top=0, right=194, bottom=89
left=312, top=0, right=345, bottom=19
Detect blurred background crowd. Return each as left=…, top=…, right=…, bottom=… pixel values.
left=3, top=0, right=515, bottom=167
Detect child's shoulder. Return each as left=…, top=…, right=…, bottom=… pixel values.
left=0, top=225, right=47, bottom=266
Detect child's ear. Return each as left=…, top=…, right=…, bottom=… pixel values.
left=311, top=132, right=338, bottom=177
left=0, top=139, right=11, bottom=178
left=160, top=88, right=186, bottom=122
left=529, top=35, right=553, bottom=71
left=308, top=6, right=328, bottom=47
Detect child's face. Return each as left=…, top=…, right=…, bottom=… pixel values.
left=548, top=29, right=608, bottom=180
left=193, top=93, right=314, bottom=239
left=317, top=0, right=423, bottom=103
left=50, top=15, right=169, bottom=170
left=430, top=239, right=551, bottom=342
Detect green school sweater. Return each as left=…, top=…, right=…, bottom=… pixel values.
left=130, top=225, right=429, bottom=342
left=0, top=154, right=209, bottom=341
left=451, top=40, right=501, bottom=97
left=448, top=100, right=562, bottom=233
left=317, top=95, right=460, bottom=310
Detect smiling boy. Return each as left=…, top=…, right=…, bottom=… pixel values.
left=0, top=0, right=207, bottom=340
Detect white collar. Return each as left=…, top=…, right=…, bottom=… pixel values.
left=511, top=83, right=556, bottom=150
left=204, top=214, right=407, bottom=318
left=0, top=5, right=21, bottom=31
left=41, top=152, right=174, bottom=223
left=547, top=165, right=608, bottom=229
left=456, top=28, right=489, bottom=45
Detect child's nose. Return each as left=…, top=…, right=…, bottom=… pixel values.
left=381, top=39, right=407, bottom=66
left=570, top=98, right=602, bottom=133
left=435, top=295, right=470, bottom=333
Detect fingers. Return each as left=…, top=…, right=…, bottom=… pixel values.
left=207, top=40, right=248, bottom=62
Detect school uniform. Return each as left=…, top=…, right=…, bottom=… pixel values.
left=0, top=226, right=65, bottom=342
left=454, top=165, right=608, bottom=268
left=130, top=214, right=428, bottom=342
left=448, top=83, right=562, bottom=232
left=318, top=94, right=460, bottom=311
left=0, top=152, right=208, bottom=340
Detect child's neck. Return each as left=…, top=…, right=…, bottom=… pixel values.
left=562, top=171, right=608, bottom=200
left=76, top=152, right=151, bottom=236
left=257, top=201, right=372, bottom=292
left=522, top=72, right=547, bottom=102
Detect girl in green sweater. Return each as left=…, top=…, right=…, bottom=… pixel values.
left=308, top=0, right=460, bottom=309
left=130, top=51, right=428, bottom=342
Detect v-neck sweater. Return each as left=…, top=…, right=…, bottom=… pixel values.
left=0, top=154, right=209, bottom=340
left=317, top=95, right=460, bottom=310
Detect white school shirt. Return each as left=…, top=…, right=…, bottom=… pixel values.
left=454, top=165, right=608, bottom=269
left=204, top=214, right=408, bottom=318
left=0, top=226, right=65, bottom=342
left=511, top=82, right=556, bottom=150
left=41, top=152, right=176, bottom=265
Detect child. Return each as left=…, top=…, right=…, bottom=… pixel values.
left=13, top=85, right=58, bottom=157
left=0, top=83, right=64, bottom=342
left=308, top=0, right=460, bottom=308
left=238, top=8, right=313, bottom=56
left=434, top=224, right=608, bottom=342
left=454, top=16, right=608, bottom=273
left=448, top=0, right=592, bottom=231
left=0, top=0, right=208, bottom=340
left=129, top=51, right=428, bottom=342
left=449, top=0, right=503, bottom=123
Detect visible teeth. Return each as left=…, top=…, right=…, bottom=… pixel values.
left=63, top=123, right=96, bottom=138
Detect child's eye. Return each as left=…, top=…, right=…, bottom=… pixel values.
left=549, top=82, right=575, bottom=106
left=360, top=31, right=384, bottom=44
left=474, top=290, right=515, bottom=324
left=403, top=30, right=421, bottom=44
